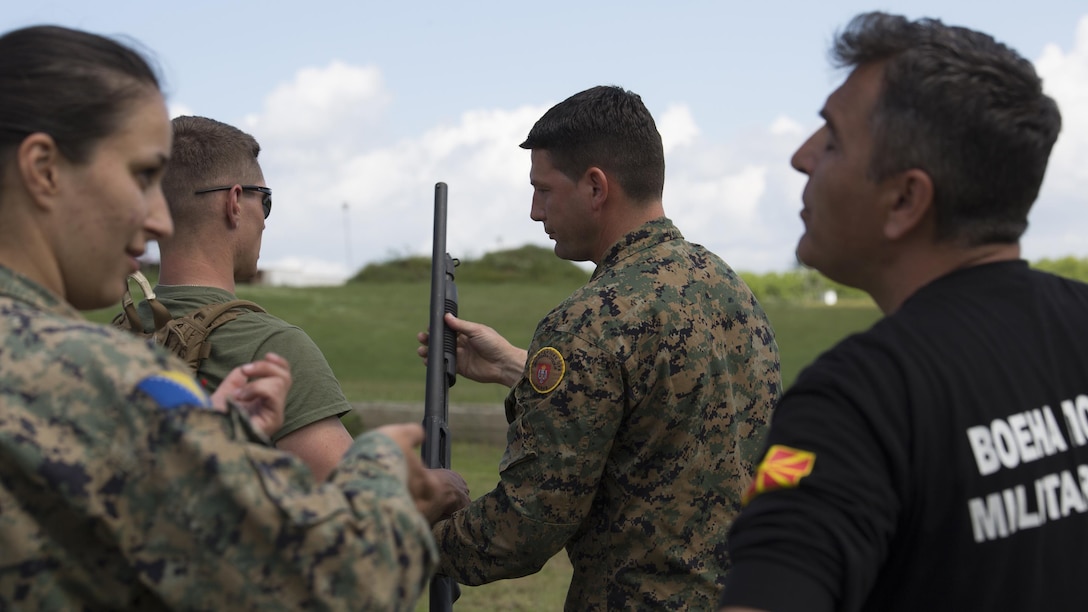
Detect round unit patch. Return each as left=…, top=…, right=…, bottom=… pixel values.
left=528, top=346, right=565, bottom=394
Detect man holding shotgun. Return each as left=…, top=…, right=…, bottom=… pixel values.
left=419, top=85, right=781, bottom=609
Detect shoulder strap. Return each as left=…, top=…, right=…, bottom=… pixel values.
left=112, top=270, right=172, bottom=332
left=157, top=299, right=267, bottom=372
left=112, top=271, right=269, bottom=374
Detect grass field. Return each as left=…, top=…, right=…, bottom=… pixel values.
left=85, top=279, right=881, bottom=610
left=88, top=279, right=881, bottom=402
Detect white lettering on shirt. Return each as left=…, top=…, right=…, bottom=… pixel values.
left=968, top=466, right=1088, bottom=542
left=966, top=406, right=1069, bottom=476
left=1060, top=395, right=1088, bottom=447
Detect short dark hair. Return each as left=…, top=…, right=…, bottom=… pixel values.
left=832, top=12, right=1062, bottom=245
left=520, top=85, right=665, bottom=203
left=163, top=116, right=262, bottom=226
left=0, top=25, right=161, bottom=179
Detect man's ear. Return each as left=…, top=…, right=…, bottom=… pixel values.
left=17, top=133, right=63, bottom=211
left=884, top=169, right=934, bottom=241
left=225, top=185, right=243, bottom=229
left=585, top=166, right=609, bottom=211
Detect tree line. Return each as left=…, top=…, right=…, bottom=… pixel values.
left=350, top=247, right=1088, bottom=305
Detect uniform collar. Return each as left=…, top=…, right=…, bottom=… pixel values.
left=592, top=217, right=682, bottom=279
left=0, top=264, right=82, bottom=319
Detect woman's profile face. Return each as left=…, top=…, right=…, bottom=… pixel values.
left=50, top=89, right=174, bottom=310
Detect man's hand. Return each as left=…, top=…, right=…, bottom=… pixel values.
left=376, top=423, right=471, bottom=524
left=417, top=313, right=527, bottom=387
left=212, top=352, right=292, bottom=438
left=427, top=468, right=471, bottom=523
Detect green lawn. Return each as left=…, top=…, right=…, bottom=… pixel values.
left=88, top=280, right=881, bottom=402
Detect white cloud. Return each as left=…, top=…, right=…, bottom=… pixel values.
left=1023, top=14, right=1088, bottom=261
left=1035, top=15, right=1088, bottom=190
left=242, top=18, right=1088, bottom=282
left=243, top=61, right=391, bottom=166
left=168, top=102, right=194, bottom=119
left=769, top=115, right=805, bottom=137
left=664, top=121, right=810, bottom=273
left=245, top=61, right=812, bottom=277
left=249, top=72, right=548, bottom=274
left=658, top=104, right=699, bottom=153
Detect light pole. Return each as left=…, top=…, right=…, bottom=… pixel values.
left=342, top=201, right=352, bottom=273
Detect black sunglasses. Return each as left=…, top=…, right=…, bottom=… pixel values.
left=194, top=184, right=272, bottom=219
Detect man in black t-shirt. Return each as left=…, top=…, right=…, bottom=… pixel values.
left=717, top=11, right=1082, bottom=612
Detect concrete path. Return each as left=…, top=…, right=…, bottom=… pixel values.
left=351, top=402, right=508, bottom=446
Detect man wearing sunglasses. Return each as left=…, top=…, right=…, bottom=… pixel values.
left=194, top=184, right=272, bottom=219
left=138, top=115, right=354, bottom=480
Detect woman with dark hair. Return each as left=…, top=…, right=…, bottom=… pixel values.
left=0, top=25, right=446, bottom=610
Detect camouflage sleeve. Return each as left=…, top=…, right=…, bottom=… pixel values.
left=117, top=394, right=437, bottom=610
left=433, top=332, right=624, bottom=584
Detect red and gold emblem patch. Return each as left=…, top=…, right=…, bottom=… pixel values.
left=528, top=346, right=565, bottom=394
left=742, top=444, right=816, bottom=506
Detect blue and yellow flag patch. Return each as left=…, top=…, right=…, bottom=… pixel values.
left=137, top=370, right=211, bottom=410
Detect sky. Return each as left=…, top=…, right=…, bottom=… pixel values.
left=6, top=1, right=1088, bottom=283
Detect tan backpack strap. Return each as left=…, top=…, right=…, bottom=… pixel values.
left=170, top=299, right=267, bottom=372
left=113, top=280, right=142, bottom=332
left=189, top=299, right=266, bottom=325
left=126, top=270, right=174, bottom=330
left=114, top=272, right=153, bottom=332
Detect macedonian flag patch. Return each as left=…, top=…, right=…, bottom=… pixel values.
left=742, top=444, right=816, bottom=506
left=528, top=346, right=565, bottom=394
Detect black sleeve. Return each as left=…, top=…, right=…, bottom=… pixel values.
left=720, top=334, right=910, bottom=612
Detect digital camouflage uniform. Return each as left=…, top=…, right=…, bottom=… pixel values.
left=0, top=265, right=437, bottom=610
left=434, top=218, right=781, bottom=610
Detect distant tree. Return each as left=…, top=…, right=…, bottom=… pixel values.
left=349, top=249, right=1088, bottom=302
left=1033, top=256, right=1088, bottom=283
left=348, top=245, right=589, bottom=284
left=458, top=245, right=589, bottom=283
left=349, top=256, right=432, bottom=283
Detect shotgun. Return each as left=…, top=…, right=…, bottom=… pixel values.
left=422, top=181, right=459, bottom=610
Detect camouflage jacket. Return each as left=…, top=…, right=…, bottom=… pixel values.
left=0, top=266, right=437, bottom=611
left=434, top=218, right=781, bottom=610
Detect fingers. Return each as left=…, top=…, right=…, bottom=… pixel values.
left=225, top=352, right=292, bottom=438
left=373, top=424, right=471, bottom=524
left=376, top=424, right=438, bottom=519
left=234, top=370, right=288, bottom=409
left=419, top=316, right=471, bottom=360
left=255, top=351, right=290, bottom=369
left=411, top=468, right=472, bottom=524
left=234, top=353, right=292, bottom=402
left=416, top=331, right=430, bottom=363
left=421, top=314, right=472, bottom=339
left=414, top=468, right=439, bottom=518
left=431, top=468, right=471, bottom=521
left=211, top=367, right=248, bottom=412
left=443, top=312, right=473, bottom=333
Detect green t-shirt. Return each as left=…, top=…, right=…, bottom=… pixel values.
left=137, top=285, right=351, bottom=440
